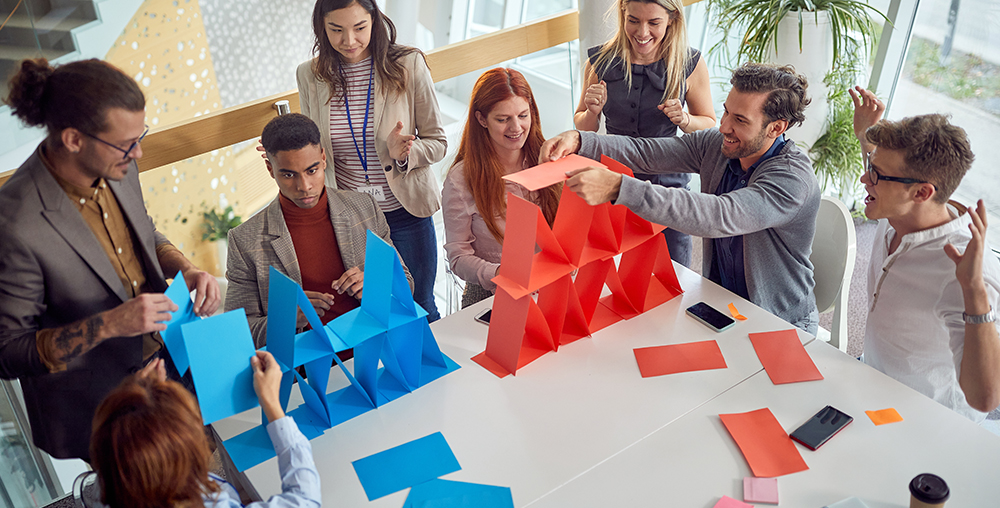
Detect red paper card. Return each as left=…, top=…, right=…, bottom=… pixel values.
left=634, top=341, right=727, bottom=378
left=748, top=330, right=823, bottom=384
left=720, top=408, right=808, bottom=478
left=502, top=154, right=605, bottom=191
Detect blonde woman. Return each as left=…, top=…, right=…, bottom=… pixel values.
left=574, top=0, right=715, bottom=267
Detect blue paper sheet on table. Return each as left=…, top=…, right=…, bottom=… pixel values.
left=352, top=432, right=462, bottom=501
left=161, top=232, right=460, bottom=471
left=404, top=479, right=514, bottom=508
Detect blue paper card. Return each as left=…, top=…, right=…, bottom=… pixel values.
left=352, top=432, right=461, bottom=501
left=162, top=271, right=198, bottom=374
left=404, top=479, right=514, bottom=508
left=183, top=309, right=259, bottom=424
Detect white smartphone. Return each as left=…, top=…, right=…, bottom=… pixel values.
left=685, top=302, right=735, bottom=332
left=474, top=308, right=492, bottom=326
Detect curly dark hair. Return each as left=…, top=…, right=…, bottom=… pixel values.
left=730, top=63, right=810, bottom=128
left=261, top=113, right=322, bottom=157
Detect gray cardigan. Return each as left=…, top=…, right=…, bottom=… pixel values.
left=579, top=129, right=820, bottom=328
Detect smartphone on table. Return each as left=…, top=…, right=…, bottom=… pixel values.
left=685, top=302, right=735, bottom=332
left=790, top=405, right=853, bottom=451
left=474, top=308, right=492, bottom=326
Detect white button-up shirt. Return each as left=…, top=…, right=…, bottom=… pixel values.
left=864, top=204, right=1000, bottom=423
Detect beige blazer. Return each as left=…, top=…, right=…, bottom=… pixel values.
left=225, top=188, right=413, bottom=347
left=296, top=52, right=445, bottom=218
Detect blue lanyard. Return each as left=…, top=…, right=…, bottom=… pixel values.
left=343, top=59, right=374, bottom=182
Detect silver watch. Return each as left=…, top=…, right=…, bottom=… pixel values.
left=963, top=306, right=996, bottom=325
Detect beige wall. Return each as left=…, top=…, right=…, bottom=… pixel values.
left=105, top=0, right=249, bottom=276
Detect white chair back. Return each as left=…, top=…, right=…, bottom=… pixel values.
left=810, top=196, right=857, bottom=352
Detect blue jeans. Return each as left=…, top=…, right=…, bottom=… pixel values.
left=384, top=207, right=441, bottom=322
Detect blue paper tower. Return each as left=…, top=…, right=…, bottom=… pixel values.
left=162, top=233, right=460, bottom=471
left=224, top=231, right=459, bottom=470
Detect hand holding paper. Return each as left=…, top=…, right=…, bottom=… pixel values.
left=538, top=130, right=583, bottom=163
left=502, top=154, right=604, bottom=191
left=252, top=351, right=285, bottom=423
left=565, top=166, right=623, bottom=205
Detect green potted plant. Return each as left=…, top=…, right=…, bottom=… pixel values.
left=201, top=205, right=241, bottom=275
left=710, top=0, right=887, bottom=69
left=709, top=0, right=889, bottom=149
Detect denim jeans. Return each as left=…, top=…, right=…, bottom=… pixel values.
left=384, top=207, right=441, bottom=322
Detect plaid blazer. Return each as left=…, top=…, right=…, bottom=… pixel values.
left=224, top=187, right=412, bottom=347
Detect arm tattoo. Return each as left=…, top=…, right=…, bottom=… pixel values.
left=52, top=315, right=105, bottom=365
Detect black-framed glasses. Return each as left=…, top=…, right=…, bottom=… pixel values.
left=865, top=154, right=938, bottom=190
left=82, top=125, right=149, bottom=161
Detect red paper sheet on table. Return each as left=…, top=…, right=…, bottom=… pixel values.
left=633, top=340, right=727, bottom=378
left=748, top=329, right=823, bottom=384
left=720, top=408, right=808, bottom=478
left=502, top=154, right=605, bottom=191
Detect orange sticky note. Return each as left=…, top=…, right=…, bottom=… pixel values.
left=865, top=408, right=903, bottom=426
left=634, top=341, right=727, bottom=378
left=502, top=154, right=605, bottom=191
left=728, top=303, right=748, bottom=321
left=748, top=330, right=824, bottom=384
left=720, top=408, right=809, bottom=478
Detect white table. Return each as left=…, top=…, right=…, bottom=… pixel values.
left=214, top=263, right=999, bottom=507
left=529, top=340, right=1000, bottom=507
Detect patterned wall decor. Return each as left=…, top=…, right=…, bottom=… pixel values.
left=105, top=0, right=237, bottom=275
left=199, top=0, right=314, bottom=108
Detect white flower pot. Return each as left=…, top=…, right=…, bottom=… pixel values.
left=768, top=10, right=834, bottom=150
left=215, top=238, right=228, bottom=277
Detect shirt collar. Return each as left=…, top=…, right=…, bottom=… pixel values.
left=884, top=201, right=971, bottom=249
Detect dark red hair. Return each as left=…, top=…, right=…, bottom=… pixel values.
left=452, top=68, right=560, bottom=242
left=90, top=375, right=218, bottom=508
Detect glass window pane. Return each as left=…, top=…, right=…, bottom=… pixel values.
left=889, top=0, right=1000, bottom=245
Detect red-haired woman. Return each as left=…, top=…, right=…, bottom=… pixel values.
left=88, top=353, right=320, bottom=508
left=442, top=68, right=560, bottom=308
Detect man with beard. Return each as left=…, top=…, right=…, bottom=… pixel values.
left=540, top=63, right=820, bottom=333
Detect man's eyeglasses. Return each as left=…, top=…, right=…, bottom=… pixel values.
left=82, top=125, right=149, bottom=161
left=865, top=155, right=937, bottom=190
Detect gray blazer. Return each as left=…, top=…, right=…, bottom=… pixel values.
left=0, top=146, right=170, bottom=460
left=580, top=129, right=820, bottom=328
left=225, top=187, right=412, bottom=348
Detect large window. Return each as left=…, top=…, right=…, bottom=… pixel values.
left=877, top=0, right=1000, bottom=246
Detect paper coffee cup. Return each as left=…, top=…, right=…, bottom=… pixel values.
left=909, top=473, right=950, bottom=508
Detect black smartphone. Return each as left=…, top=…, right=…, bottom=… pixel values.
left=685, top=302, right=735, bottom=332
left=790, top=406, right=853, bottom=451
left=474, top=308, right=492, bottom=326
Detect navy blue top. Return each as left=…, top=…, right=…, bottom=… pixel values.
left=587, top=46, right=700, bottom=189
left=709, top=135, right=787, bottom=298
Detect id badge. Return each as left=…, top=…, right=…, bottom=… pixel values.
left=356, top=185, right=386, bottom=201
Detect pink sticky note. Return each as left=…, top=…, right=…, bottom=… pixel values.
left=714, top=495, right=754, bottom=508
left=744, top=477, right=778, bottom=504
left=502, top=154, right=605, bottom=191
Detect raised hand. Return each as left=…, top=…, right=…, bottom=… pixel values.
left=658, top=99, right=689, bottom=130
left=848, top=86, right=885, bottom=154
left=388, top=121, right=415, bottom=162
left=583, top=81, right=608, bottom=116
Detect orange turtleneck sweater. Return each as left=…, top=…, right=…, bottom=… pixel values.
left=279, top=188, right=360, bottom=323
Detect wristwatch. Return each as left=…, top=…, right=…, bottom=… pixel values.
left=963, top=306, right=996, bottom=325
